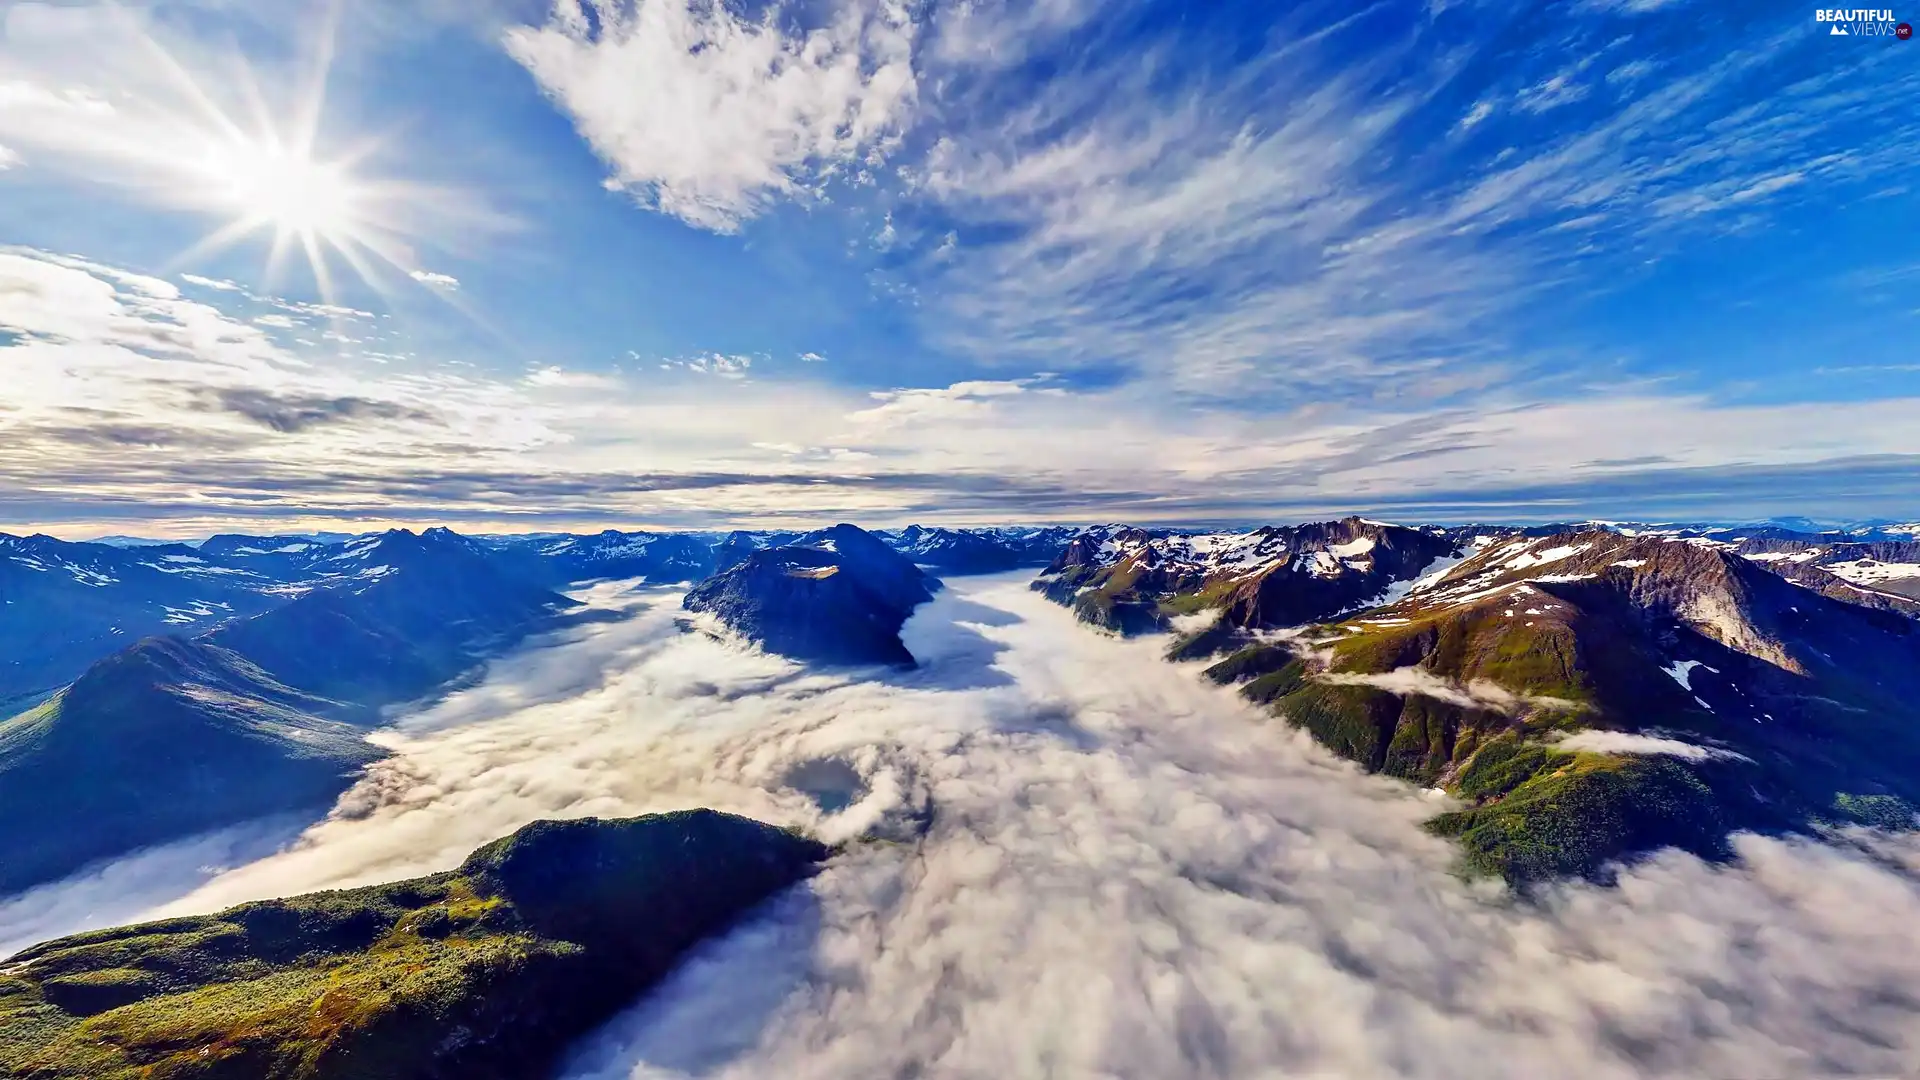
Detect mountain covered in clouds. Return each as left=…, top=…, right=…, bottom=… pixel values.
left=9, top=513, right=1919, bottom=897
left=0, top=529, right=580, bottom=895
left=0, top=524, right=1066, bottom=710
left=683, top=524, right=940, bottom=667
left=0, top=810, right=827, bottom=1080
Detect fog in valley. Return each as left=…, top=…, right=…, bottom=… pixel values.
left=6, top=575, right=1920, bottom=1079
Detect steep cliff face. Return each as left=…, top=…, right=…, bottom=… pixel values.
left=0, top=810, right=829, bottom=1080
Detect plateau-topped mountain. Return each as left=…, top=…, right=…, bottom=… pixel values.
left=1720, top=537, right=1920, bottom=617
left=684, top=524, right=939, bottom=666
left=0, top=810, right=828, bottom=1080
left=1193, top=529, right=1920, bottom=881
left=1033, top=517, right=1464, bottom=642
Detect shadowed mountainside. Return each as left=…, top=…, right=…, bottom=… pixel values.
left=684, top=524, right=940, bottom=667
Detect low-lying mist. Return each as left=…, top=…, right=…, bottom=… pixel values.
left=6, top=575, right=1920, bottom=1077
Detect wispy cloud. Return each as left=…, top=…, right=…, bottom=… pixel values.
left=3, top=243, right=1917, bottom=532
left=505, top=0, right=918, bottom=232
left=409, top=269, right=461, bottom=290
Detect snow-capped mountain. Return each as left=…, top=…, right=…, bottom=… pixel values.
left=881, top=524, right=1078, bottom=574
left=1032, top=517, right=1464, bottom=639
left=1185, top=526, right=1920, bottom=882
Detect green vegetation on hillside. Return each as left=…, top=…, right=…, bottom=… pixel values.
left=1426, top=752, right=1728, bottom=882
left=1202, top=554, right=1920, bottom=884
left=0, top=810, right=828, bottom=1080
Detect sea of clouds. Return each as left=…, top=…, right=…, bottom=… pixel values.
left=5, top=574, right=1920, bottom=1078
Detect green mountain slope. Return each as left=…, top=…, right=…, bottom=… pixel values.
left=0, top=810, right=828, bottom=1080
left=1202, top=530, right=1920, bottom=882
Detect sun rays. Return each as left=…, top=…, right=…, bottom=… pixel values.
left=87, top=1, right=465, bottom=306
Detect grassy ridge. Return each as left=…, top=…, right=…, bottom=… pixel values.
left=0, top=810, right=828, bottom=1080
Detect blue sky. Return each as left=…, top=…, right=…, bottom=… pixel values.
left=0, top=0, right=1915, bottom=536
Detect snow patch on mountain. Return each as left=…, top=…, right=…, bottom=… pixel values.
left=1661, top=660, right=1717, bottom=691
left=1824, top=559, right=1920, bottom=585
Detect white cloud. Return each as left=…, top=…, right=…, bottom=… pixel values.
left=1317, top=668, right=1582, bottom=714
left=1457, top=99, right=1495, bottom=131
left=1557, top=730, right=1751, bottom=762
left=1606, top=59, right=1658, bottom=84
left=410, top=269, right=461, bottom=290
left=12, top=578, right=1920, bottom=1078
left=3, top=246, right=1918, bottom=533
left=527, top=364, right=618, bottom=389
left=505, top=0, right=919, bottom=232
left=670, top=352, right=755, bottom=379
left=1581, top=0, right=1687, bottom=11
left=1516, top=73, right=1591, bottom=114
left=799, top=351, right=827, bottom=362
left=0, top=142, right=18, bottom=169
left=179, top=273, right=243, bottom=292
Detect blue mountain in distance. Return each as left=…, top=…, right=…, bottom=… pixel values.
left=207, top=528, right=579, bottom=706
left=881, top=524, right=1078, bottom=573
left=0, top=529, right=579, bottom=895
left=0, top=638, right=384, bottom=896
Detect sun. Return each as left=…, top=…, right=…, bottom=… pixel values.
left=216, top=139, right=359, bottom=238
left=134, top=4, right=461, bottom=305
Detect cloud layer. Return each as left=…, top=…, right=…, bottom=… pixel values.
left=4, top=244, right=1919, bottom=534
left=9, top=576, right=1920, bottom=1077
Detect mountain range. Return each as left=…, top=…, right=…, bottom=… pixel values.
left=2, top=511, right=1919, bottom=1074
left=0, top=522, right=1052, bottom=897
left=1035, top=518, right=1920, bottom=881
left=4, top=513, right=1917, bottom=899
